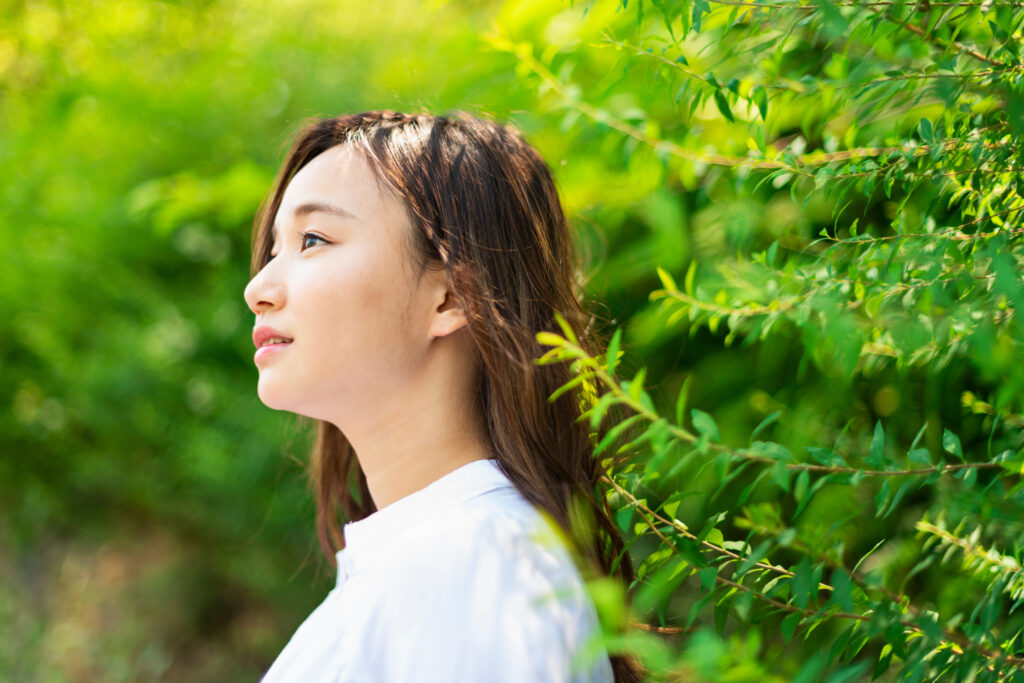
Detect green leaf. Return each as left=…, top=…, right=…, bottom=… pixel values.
left=880, top=478, right=919, bottom=519
left=794, top=472, right=832, bottom=520
left=713, top=89, right=734, bottom=122
left=792, top=556, right=814, bottom=609
left=793, top=652, right=827, bottom=683
left=917, top=117, right=934, bottom=144
left=616, top=506, right=633, bottom=533
left=656, top=266, right=678, bottom=291
left=866, top=420, right=886, bottom=468
left=749, top=410, right=781, bottom=444
left=805, top=447, right=847, bottom=468
left=874, top=643, right=894, bottom=678
left=824, top=661, right=870, bottom=683
left=942, top=429, right=963, bottom=461
left=907, top=448, right=932, bottom=466
left=660, top=493, right=683, bottom=521
left=828, top=568, right=854, bottom=612
left=771, top=460, right=791, bottom=493
left=781, top=612, right=800, bottom=643
left=737, top=469, right=770, bottom=506
left=546, top=372, right=591, bottom=402
left=699, top=566, right=717, bottom=591
left=605, top=327, right=622, bottom=377
left=752, top=84, right=768, bottom=119
left=625, top=367, right=647, bottom=403
left=713, top=590, right=733, bottom=634
left=691, top=0, right=710, bottom=33
left=684, top=260, right=697, bottom=294
left=874, top=478, right=892, bottom=517
left=536, top=331, right=567, bottom=348
left=909, top=422, right=928, bottom=451
left=753, top=125, right=766, bottom=154
left=997, top=450, right=1024, bottom=475
left=675, top=375, right=693, bottom=426
left=793, top=469, right=810, bottom=504
left=552, top=310, right=578, bottom=345
left=588, top=392, right=617, bottom=430
left=735, top=540, right=771, bottom=578
left=690, top=409, right=719, bottom=442
left=594, top=414, right=645, bottom=455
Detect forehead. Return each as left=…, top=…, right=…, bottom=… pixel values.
left=272, top=144, right=394, bottom=238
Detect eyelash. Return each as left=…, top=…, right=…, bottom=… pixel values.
left=269, top=231, right=328, bottom=259
left=299, top=231, right=328, bottom=251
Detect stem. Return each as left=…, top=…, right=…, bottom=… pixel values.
left=606, top=472, right=1024, bottom=668
left=579, top=350, right=1004, bottom=477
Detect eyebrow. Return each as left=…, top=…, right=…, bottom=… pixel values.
left=271, top=202, right=357, bottom=241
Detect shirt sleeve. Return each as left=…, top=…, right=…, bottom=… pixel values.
left=357, top=511, right=614, bottom=683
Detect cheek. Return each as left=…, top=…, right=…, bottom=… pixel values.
left=300, top=252, right=411, bottom=343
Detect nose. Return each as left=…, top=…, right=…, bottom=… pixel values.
left=244, top=262, right=286, bottom=316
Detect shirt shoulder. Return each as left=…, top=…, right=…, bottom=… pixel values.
left=366, top=495, right=614, bottom=682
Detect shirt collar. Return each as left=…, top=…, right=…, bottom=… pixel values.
left=336, top=458, right=514, bottom=578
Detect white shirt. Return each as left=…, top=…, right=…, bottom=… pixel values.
left=260, top=458, right=615, bottom=682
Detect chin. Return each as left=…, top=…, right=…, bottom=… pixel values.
left=255, top=377, right=293, bottom=412
left=256, top=379, right=329, bottom=422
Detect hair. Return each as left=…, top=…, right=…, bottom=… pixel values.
left=249, top=110, right=647, bottom=682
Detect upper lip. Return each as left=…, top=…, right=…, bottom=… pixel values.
left=253, top=325, right=294, bottom=349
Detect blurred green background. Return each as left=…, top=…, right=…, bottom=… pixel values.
left=0, top=1, right=672, bottom=679
left=4, top=0, right=1017, bottom=680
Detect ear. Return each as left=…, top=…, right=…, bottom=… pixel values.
left=426, top=274, right=468, bottom=340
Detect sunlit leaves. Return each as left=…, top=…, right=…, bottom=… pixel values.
left=524, top=0, right=1024, bottom=678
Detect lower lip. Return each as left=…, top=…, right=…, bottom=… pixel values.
left=255, top=342, right=292, bottom=363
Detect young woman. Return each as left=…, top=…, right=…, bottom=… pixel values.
left=243, top=110, right=646, bottom=682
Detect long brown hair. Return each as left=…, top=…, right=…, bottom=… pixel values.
left=250, top=110, right=646, bottom=682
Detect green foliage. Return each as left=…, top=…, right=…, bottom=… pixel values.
left=528, top=0, right=1024, bottom=680
left=0, top=0, right=541, bottom=678
left=4, top=0, right=1023, bottom=680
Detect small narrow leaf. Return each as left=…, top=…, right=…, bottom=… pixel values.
left=536, top=331, right=567, bottom=348
left=829, top=568, right=854, bottom=612
left=691, top=409, right=720, bottom=442
left=866, top=420, right=886, bottom=468
left=942, top=429, right=963, bottom=461
left=656, top=266, right=678, bottom=291
left=627, top=367, right=647, bottom=402
left=684, top=260, right=697, bottom=294
left=605, top=327, right=623, bottom=377
left=675, top=375, right=693, bottom=426
left=749, top=410, right=781, bottom=444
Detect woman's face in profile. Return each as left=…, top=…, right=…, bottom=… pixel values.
left=243, top=144, right=435, bottom=422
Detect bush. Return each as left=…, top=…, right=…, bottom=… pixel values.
left=515, top=1, right=1024, bottom=680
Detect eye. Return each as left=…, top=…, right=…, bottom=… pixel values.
left=300, top=231, right=328, bottom=251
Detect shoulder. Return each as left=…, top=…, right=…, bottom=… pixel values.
left=369, top=496, right=613, bottom=682
left=386, top=495, right=580, bottom=610
left=404, top=492, right=595, bottom=612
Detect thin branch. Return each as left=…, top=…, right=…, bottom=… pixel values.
left=602, top=475, right=1024, bottom=667
left=888, top=9, right=1008, bottom=68
left=822, top=208, right=1024, bottom=243
left=609, top=475, right=1024, bottom=668
left=577, top=350, right=1005, bottom=476
left=493, top=35, right=1017, bottom=183
left=606, top=36, right=1019, bottom=97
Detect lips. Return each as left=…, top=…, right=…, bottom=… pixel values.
left=253, top=325, right=294, bottom=349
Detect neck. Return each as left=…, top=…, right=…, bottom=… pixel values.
left=328, top=353, right=491, bottom=511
